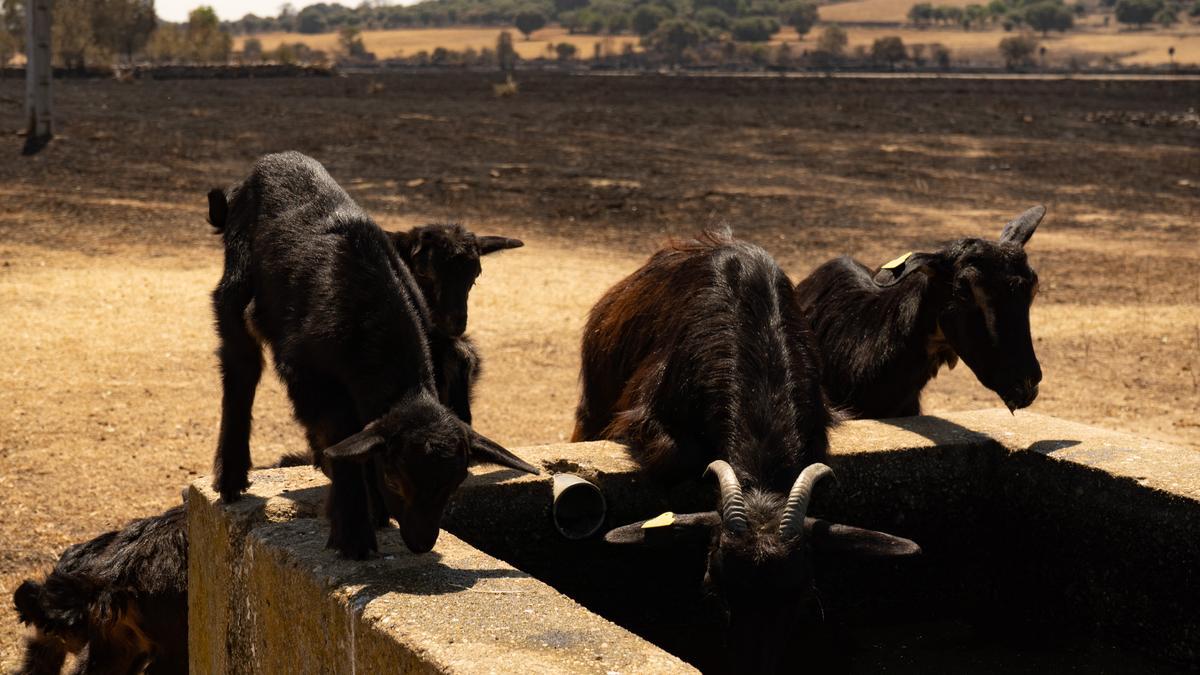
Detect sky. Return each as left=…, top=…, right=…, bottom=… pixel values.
left=156, top=0, right=404, bottom=24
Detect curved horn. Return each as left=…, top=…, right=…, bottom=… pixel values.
left=778, top=463, right=835, bottom=542
left=705, top=460, right=748, bottom=534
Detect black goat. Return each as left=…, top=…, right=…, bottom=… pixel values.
left=795, top=206, right=1046, bottom=419
left=387, top=224, right=523, bottom=424
left=12, top=506, right=187, bottom=675
left=575, top=230, right=919, bottom=673
left=207, top=151, right=537, bottom=559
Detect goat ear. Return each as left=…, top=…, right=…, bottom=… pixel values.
left=999, top=205, right=1045, bottom=247
left=604, top=511, right=721, bottom=546
left=12, top=580, right=46, bottom=626
left=873, top=252, right=939, bottom=287
left=388, top=230, right=417, bottom=259
left=806, top=518, right=922, bottom=557
left=323, top=429, right=385, bottom=463
left=467, top=428, right=540, bottom=475
left=207, top=188, right=227, bottom=229
left=478, top=236, right=524, bottom=255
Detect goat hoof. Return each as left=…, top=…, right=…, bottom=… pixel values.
left=214, top=474, right=250, bottom=503
left=328, top=526, right=379, bottom=561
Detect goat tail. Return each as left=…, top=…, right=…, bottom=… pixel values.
left=274, top=451, right=314, bottom=468
left=13, top=580, right=49, bottom=628
left=207, top=188, right=228, bottom=234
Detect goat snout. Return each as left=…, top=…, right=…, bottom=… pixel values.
left=1003, top=378, right=1039, bottom=412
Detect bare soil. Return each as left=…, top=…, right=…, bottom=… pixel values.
left=0, top=72, right=1197, bottom=667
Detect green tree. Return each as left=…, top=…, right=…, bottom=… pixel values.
left=2, top=0, right=23, bottom=55
left=92, top=0, right=157, bottom=62
left=555, top=41, right=577, bottom=59
left=871, top=35, right=906, bottom=66
left=632, top=5, right=669, bottom=35
left=1114, top=0, right=1162, bottom=26
left=998, top=32, right=1037, bottom=68
left=296, top=6, right=327, bottom=33
left=54, top=0, right=95, bottom=69
left=908, top=2, right=934, bottom=23
left=187, top=6, right=232, bottom=62
left=515, top=8, right=546, bottom=38
left=1154, top=4, right=1177, bottom=24
left=731, top=15, right=779, bottom=40
left=645, top=17, right=703, bottom=61
left=496, top=29, right=517, bottom=71
left=781, top=0, right=818, bottom=36
left=338, top=26, right=371, bottom=58
left=696, top=6, right=732, bottom=29
left=242, top=36, right=263, bottom=61
left=1023, top=1, right=1072, bottom=35
left=816, top=23, right=847, bottom=55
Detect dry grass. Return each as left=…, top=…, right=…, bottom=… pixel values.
left=780, top=24, right=1200, bottom=65
left=237, top=27, right=640, bottom=60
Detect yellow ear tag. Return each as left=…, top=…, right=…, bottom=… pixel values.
left=642, top=512, right=676, bottom=529
left=881, top=252, right=913, bottom=270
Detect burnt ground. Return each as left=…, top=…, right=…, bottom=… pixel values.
left=0, top=72, right=1197, bottom=667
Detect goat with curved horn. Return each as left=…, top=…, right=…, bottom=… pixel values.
left=778, top=463, right=834, bottom=541
left=706, top=460, right=749, bottom=533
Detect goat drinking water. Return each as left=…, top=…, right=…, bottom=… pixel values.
left=574, top=229, right=920, bottom=673
left=207, top=152, right=537, bottom=559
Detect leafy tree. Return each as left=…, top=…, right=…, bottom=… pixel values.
left=242, top=36, right=264, bottom=61
left=1114, top=0, right=1161, bottom=26
left=515, top=8, right=546, bottom=37
left=908, top=2, right=934, bottom=23
left=555, top=0, right=589, bottom=13
left=645, top=17, right=703, bottom=61
left=187, top=6, right=232, bottom=61
left=696, top=6, right=732, bottom=29
left=338, top=25, right=371, bottom=57
left=1190, top=0, right=1200, bottom=16
left=781, top=0, right=818, bottom=36
left=998, top=32, right=1037, bottom=68
left=496, top=29, right=517, bottom=71
left=3, top=0, right=24, bottom=54
left=1153, top=4, right=1177, bottom=23
left=607, top=12, right=630, bottom=32
left=555, top=41, right=577, bottom=59
left=632, top=4, right=669, bottom=35
left=731, top=15, right=779, bottom=40
left=297, top=6, right=327, bottom=33
left=54, top=0, right=96, bottom=69
left=931, top=41, right=951, bottom=66
left=92, top=0, right=157, bottom=62
left=1023, top=1, right=1072, bottom=35
left=963, top=3, right=989, bottom=27
left=871, top=35, right=906, bottom=66
left=694, top=0, right=740, bottom=17
left=816, top=23, right=847, bottom=55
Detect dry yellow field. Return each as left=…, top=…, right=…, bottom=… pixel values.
left=819, top=0, right=979, bottom=23
left=237, top=26, right=640, bottom=60
left=239, top=21, right=1199, bottom=66
left=780, top=24, right=1200, bottom=65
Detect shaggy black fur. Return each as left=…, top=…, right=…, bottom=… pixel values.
left=795, top=207, right=1045, bottom=419
left=12, top=506, right=187, bottom=675
left=207, top=151, right=537, bottom=559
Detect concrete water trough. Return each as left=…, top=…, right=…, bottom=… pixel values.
left=189, top=409, right=1200, bottom=673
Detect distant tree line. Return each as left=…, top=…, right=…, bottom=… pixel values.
left=907, top=0, right=1192, bottom=33
left=219, top=0, right=824, bottom=46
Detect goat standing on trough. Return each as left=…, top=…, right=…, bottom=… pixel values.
left=387, top=224, right=523, bottom=424
left=207, top=151, right=537, bottom=559
left=573, top=229, right=920, bottom=673
left=12, top=506, right=187, bottom=675
left=795, top=206, right=1046, bottom=419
